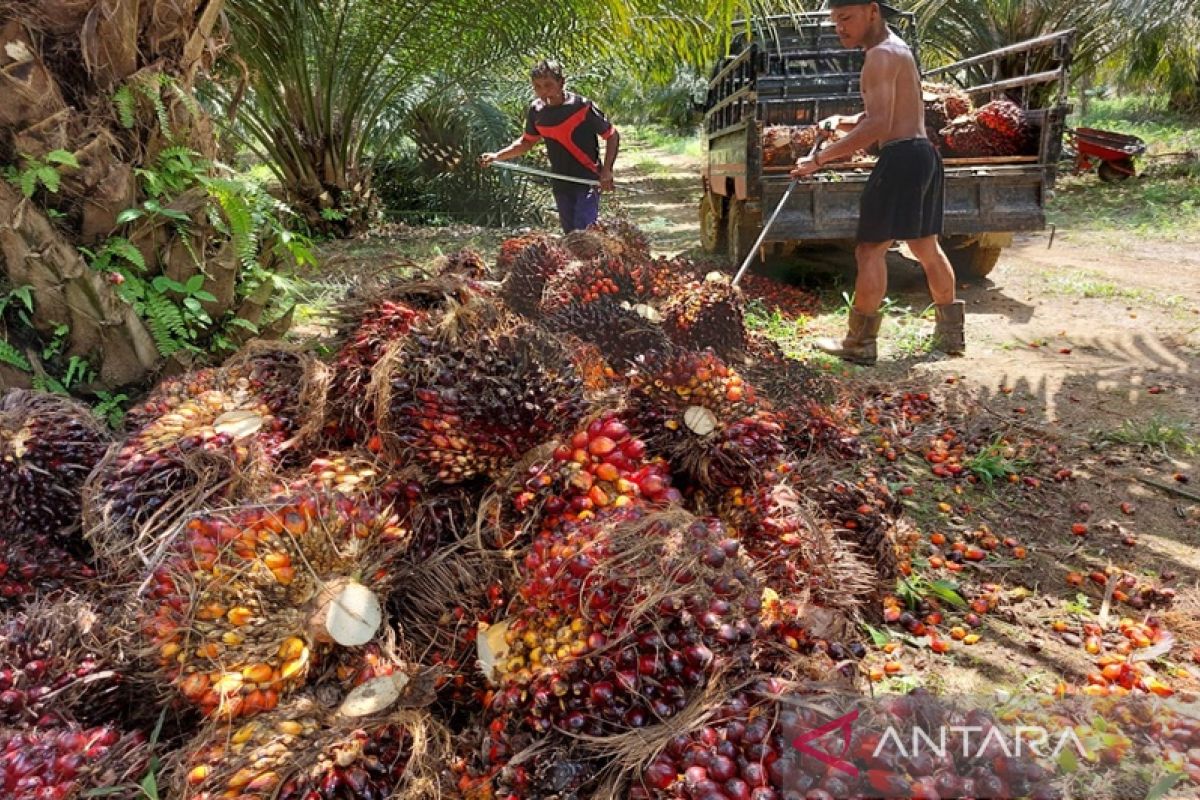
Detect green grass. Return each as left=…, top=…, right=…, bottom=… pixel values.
left=1049, top=95, right=1200, bottom=237
left=1039, top=269, right=1189, bottom=308
left=1073, top=96, right=1200, bottom=155
left=965, top=436, right=1030, bottom=486
left=630, top=157, right=676, bottom=175
left=621, top=124, right=703, bottom=158
left=1093, top=415, right=1197, bottom=454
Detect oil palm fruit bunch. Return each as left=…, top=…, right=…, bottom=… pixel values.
left=141, top=493, right=410, bottom=719
left=487, top=509, right=762, bottom=737
left=670, top=410, right=788, bottom=492
left=388, top=551, right=508, bottom=714
left=975, top=98, right=1032, bottom=155
left=661, top=275, right=748, bottom=360
left=816, top=477, right=900, bottom=593
left=761, top=125, right=797, bottom=166
left=0, top=535, right=95, bottom=605
left=540, top=257, right=639, bottom=313
left=497, top=233, right=571, bottom=317
left=0, top=724, right=149, bottom=800
left=630, top=350, right=758, bottom=429
left=0, top=596, right=130, bottom=728
left=455, top=729, right=602, bottom=800
left=380, top=317, right=587, bottom=484
left=86, top=347, right=321, bottom=567
left=562, top=227, right=628, bottom=261
left=440, top=247, right=490, bottom=280
left=0, top=389, right=110, bottom=539
left=325, top=298, right=424, bottom=445
left=541, top=298, right=670, bottom=368
left=741, top=335, right=835, bottom=412
left=509, top=413, right=679, bottom=530
left=719, top=480, right=878, bottom=617
left=175, top=692, right=443, bottom=800
left=631, top=256, right=691, bottom=302
left=938, top=116, right=991, bottom=157
left=922, top=81, right=973, bottom=146
left=589, top=216, right=652, bottom=261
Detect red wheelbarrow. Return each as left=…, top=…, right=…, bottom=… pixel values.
left=1065, top=127, right=1146, bottom=182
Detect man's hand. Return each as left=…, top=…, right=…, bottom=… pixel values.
left=818, top=115, right=842, bottom=133
left=598, top=166, right=615, bottom=192
left=790, top=155, right=821, bottom=179
left=479, top=152, right=498, bottom=167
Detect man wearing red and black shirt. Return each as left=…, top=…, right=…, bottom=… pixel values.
left=481, top=59, right=620, bottom=233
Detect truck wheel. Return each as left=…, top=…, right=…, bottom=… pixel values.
left=699, top=192, right=727, bottom=254
left=726, top=199, right=761, bottom=266
left=946, top=241, right=1002, bottom=280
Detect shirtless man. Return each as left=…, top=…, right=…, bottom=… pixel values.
left=791, top=0, right=964, bottom=364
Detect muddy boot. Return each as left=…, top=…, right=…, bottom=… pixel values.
left=932, top=300, right=966, bottom=355
left=814, top=309, right=882, bottom=365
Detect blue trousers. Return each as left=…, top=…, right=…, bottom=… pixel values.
left=552, top=185, right=600, bottom=233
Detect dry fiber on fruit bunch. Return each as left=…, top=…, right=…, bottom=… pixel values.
left=373, top=303, right=589, bottom=484
left=0, top=390, right=110, bottom=538
left=139, top=491, right=411, bottom=720
left=83, top=344, right=328, bottom=574
left=0, top=594, right=142, bottom=731
left=170, top=691, right=449, bottom=800
left=386, top=548, right=509, bottom=712
left=940, top=98, right=1033, bottom=158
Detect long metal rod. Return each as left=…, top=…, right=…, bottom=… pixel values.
left=732, top=135, right=823, bottom=287
left=732, top=178, right=798, bottom=287
left=491, top=160, right=643, bottom=194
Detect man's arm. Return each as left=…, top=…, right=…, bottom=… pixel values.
left=598, top=129, right=620, bottom=191
left=792, top=49, right=898, bottom=177
left=480, top=136, right=537, bottom=166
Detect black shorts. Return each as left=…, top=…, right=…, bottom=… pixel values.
left=856, top=137, right=944, bottom=243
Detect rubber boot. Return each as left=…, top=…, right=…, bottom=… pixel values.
left=814, top=309, right=882, bottom=365
left=932, top=300, right=966, bottom=355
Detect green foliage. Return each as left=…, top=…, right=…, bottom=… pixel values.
left=910, top=0, right=1117, bottom=85
left=1107, top=0, right=1200, bottom=110
left=113, top=85, right=137, bottom=129
left=0, top=339, right=31, bottom=372
left=3, top=150, right=79, bottom=198
left=80, top=147, right=315, bottom=358
left=92, top=391, right=129, bottom=428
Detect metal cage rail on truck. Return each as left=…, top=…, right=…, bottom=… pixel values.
left=699, top=14, right=1075, bottom=279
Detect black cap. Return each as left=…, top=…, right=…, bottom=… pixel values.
left=827, top=0, right=901, bottom=13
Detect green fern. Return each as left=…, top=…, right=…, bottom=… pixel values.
left=135, top=76, right=172, bottom=138
left=145, top=291, right=186, bottom=356
left=114, top=85, right=136, bottom=128
left=207, top=180, right=259, bottom=270
left=0, top=339, right=31, bottom=372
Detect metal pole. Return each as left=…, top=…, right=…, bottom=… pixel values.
left=732, top=132, right=826, bottom=287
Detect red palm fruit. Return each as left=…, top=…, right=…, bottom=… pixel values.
left=661, top=275, right=748, bottom=360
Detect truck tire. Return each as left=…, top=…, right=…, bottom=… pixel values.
left=699, top=192, right=727, bottom=254
left=946, top=241, right=1002, bottom=280
left=726, top=199, right=761, bottom=266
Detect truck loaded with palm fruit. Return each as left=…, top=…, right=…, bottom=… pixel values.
left=699, top=12, right=1074, bottom=278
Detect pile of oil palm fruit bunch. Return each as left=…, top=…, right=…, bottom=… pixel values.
left=762, top=87, right=1035, bottom=164
left=0, top=219, right=932, bottom=800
